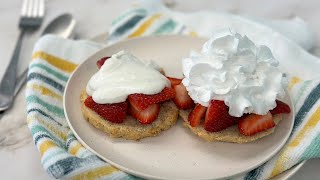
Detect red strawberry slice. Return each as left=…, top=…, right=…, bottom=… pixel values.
left=270, top=100, right=291, bottom=115
left=238, top=112, right=275, bottom=136
left=166, top=76, right=182, bottom=86
left=128, top=87, right=175, bottom=111
left=172, top=83, right=195, bottom=109
left=96, top=56, right=110, bottom=69
left=129, top=103, right=160, bottom=124
left=204, top=100, right=240, bottom=132
left=188, top=104, right=207, bottom=127
left=84, top=96, right=128, bottom=123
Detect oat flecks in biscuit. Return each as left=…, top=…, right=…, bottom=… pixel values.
left=179, top=110, right=283, bottom=144
left=80, top=90, right=179, bottom=140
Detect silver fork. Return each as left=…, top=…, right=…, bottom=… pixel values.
left=0, top=0, right=45, bottom=111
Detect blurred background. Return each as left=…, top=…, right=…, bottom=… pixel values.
left=1, top=0, right=320, bottom=80
left=0, top=0, right=319, bottom=179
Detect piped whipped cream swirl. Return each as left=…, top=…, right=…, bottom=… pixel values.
left=86, top=51, right=170, bottom=104
left=182, top=29, right=287, bottom=117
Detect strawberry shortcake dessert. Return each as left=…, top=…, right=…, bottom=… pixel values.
left=80, top=51, right=179, bottom=140
left=178, top=29, right=291, bottom=143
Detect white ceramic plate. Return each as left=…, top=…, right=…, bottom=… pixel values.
left=64, top=35, right=294, bottom=180
left=91, top=33, right=306, bottom=180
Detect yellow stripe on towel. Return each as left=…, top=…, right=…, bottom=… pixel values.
left=28, top=84, right=62, bottom=100
left=189, top=31, right=198, bottom=37
left=71, top=165, right=119, bottom=180
left=69, top=143, right=83, bottom=156
left=290, top=106, right=320, bottom=147
left=27, top=117, right=32, bottom=124
left=288, top=77, right=301, bottom=90
left=271, top=106, right=320, bottom=177
left=39, top=140, right=57, bottom=157
left=36, top=116, right=67, bottom=141
left=32, top=51, right=77, bottom=73
left=129, top=13, right=162, bottom=38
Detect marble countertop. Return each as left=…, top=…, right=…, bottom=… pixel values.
left=0, top=0, right=319, bottom=179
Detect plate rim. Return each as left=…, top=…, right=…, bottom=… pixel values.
left=64, top=34, right=300, bottom=180
left=89, top=32, right=307, bottom=179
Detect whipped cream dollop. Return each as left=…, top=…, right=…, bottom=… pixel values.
left=182, top=29, right=287, bottom=117
left=86, top=51, right=170, bottom=104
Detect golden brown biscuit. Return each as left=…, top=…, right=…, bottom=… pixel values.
left=80, top=91, right=179, bottom=140
left=179, top=110, right=283, bottom=143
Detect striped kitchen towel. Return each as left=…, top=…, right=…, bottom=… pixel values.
left=27, top=35, right=138, bottom=180
left=26, top=2, right=320, bottom=180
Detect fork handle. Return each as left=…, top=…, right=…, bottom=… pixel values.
left=0, top=30, right=25, bottom=111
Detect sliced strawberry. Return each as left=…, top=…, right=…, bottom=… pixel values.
left=129, top=103, right=160, bottom=124
left=172, top=83, right=195, bottom=109
left=166, top=76, right=182, bottom=86
left=84, top=96, right=128, bottom=123
left=96, top=56, right=110, bottom=69
left=238, top=112, right=275, bottom=136
left=204, top=100, right=240, bottom=132
left=128, top=87, right=175, bottom=111
left=188, top=104, right=207, bottom=127
left=270, top=100, right=291, bottom=115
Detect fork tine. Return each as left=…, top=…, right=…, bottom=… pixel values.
left=19, top=0, right=44, bottom=28
left=38, top=0, right=45, bottom=18
left=27, top=0, right=34, bottom=17
left=32, top=0, right=39, bottom=17
left=21, top=0, right=29, bottom=16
